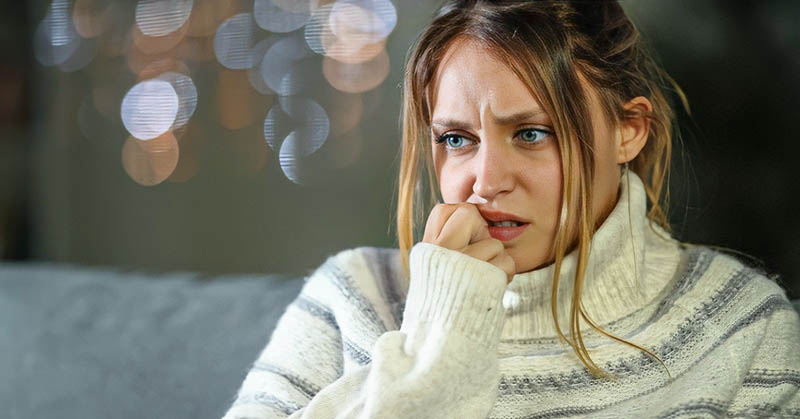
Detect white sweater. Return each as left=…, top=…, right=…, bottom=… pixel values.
left=222, top=171, right=800, bottom=418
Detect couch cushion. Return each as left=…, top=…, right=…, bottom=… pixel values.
left=0, top=261, right=305, bottom=419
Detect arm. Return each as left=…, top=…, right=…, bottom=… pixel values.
left=724, top=281, right=800, bottom=418
left=223, top=242, right=508, bottom=419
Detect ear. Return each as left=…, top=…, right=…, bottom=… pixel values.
left=616, top=96, right=653, bottom=164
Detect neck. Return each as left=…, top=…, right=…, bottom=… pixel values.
left=500, top=169, right=682, bottom=340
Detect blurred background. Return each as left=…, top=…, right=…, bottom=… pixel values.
left=1, top=0, right=797, bottom=298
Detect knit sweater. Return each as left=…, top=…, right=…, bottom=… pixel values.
left=222, top=170, right=800, bottom=419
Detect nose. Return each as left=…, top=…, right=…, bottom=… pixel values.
left=469, top=139, right=514, bottom=202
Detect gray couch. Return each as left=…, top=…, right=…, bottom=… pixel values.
left=1, top=261, right=305, bottom=419
left=2, top=261, right=799, bottom=419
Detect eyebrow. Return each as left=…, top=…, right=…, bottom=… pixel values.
left=431, top=110, right=548, bottom=130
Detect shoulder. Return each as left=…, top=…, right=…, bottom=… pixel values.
left=678, top=245, right=792, bottom=308
left=326, top=246, right=403, bottom=275
left=305, top=246, right=403, bottom=289
left=298, top=246, right=408, bottom=330
left=674, top=244, right=798, bottom=343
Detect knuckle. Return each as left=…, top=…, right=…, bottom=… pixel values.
left=488, top=240, right=504, bottom=253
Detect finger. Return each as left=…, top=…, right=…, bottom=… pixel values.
left=488, top=251, right=516, bottom=283
left=468, top=205, right=490, bottom=244
left=422, top=204, right=459, bottom=243
left=437, top=205, right=484, bottom=249
left=462, top=238, right=505, bottom=262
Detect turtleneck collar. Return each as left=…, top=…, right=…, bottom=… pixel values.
left=500, top=169, right=682, bottom=340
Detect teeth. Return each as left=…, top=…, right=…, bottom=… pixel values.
left=491, top=220, right=521, bottom=227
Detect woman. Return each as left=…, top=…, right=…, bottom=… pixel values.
left=223, top=1, right=800, bottom=418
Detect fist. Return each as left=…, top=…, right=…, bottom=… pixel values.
left=421, top=203, right=516, bottom=284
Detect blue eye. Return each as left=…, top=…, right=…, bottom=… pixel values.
left=435, top=134, right=475, bottom=149
left=517, top=128, right=551, bottom=143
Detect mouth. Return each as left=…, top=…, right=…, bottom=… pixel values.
left=487, top=222, right=529, bottom=242
left=478, top=208, right=531, bottom=226
left=477, top=208, right=530, bottom=241
left=486, top=220, right=527, bottom=227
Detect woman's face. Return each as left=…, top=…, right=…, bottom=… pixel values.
left=429, top=38, right=626, bottom=274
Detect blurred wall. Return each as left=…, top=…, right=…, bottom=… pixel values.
left=9, top=0, right=799, bottom=298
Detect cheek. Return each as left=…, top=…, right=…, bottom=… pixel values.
left=522, top=158, right=563, bottom=227
left=438, top=165, right=470, bottom=202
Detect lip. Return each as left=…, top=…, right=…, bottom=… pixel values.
left=478, top=208, right=531, bottom=242
left=487, top=223, right=529, bottom=242
left=477, top=208, right=530, bottom=223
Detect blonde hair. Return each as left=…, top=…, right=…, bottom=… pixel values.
left=393, top=0, right=692, bottom=379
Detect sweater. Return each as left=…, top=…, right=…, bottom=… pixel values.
left=222, top=170, right=800, bottom=419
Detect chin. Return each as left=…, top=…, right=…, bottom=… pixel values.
left=509, top=243, right=556, bottom=274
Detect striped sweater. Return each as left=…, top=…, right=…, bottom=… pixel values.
left=223, top=171, right=800, bottom=419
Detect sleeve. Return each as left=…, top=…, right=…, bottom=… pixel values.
left=222, top=242, right=509, bottom=419
left=723, top=279, right=800, bottom=418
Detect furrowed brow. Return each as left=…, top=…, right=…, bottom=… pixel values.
left=492, top=110, right=548, bottom=125
left=431, top=110, right=548, bottom=130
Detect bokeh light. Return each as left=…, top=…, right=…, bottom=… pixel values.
left=322, top=48, right=389, bottom=93
left=132, top=17, right=189, bottom=54
left=305, top=0, right=395, bottom=67
left=278, top=131, right=314, bottom=185
left=155, top=71, right=198, bottom=130
left=137, top=58, right=190, bottom=80
left=45, top=0, right=76, bottom=46
left=34, top=0, right=81, bottom=66
left=36, top=0, right=399, bottom=187
left=135, top=0, right=194, bottom=37
left=213, top=12, right=257, bottom=70
left=329, top=0, right=397, bottom=45
left=121, top=132, right=180, bottom=186
left=254, top=0, right=315, bottom=33
left=248, top=38, right=277, bottom=95
left=260, top=34, right=317, bottom=96
left=72, top=0, right=114, bottom=39
left=264, top=96, right=329, bottom=157
left=121, top=79, right=179, bottom=140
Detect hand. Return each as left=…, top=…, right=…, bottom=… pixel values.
left=422, top=203, right=516, bottom=284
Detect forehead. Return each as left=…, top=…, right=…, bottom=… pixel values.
left=429, top=37, right=539, bottom=121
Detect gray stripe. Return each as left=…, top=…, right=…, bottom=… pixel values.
left=294, top=295, right=339, bottom=331
left=363, top=247, right=405, bottom=329
left=494, top=296, right=795, bottom=419
left=297, top=297, right=372, bottom=367
left=728, top=404, right=800, bottom=418
left=252, top=361, right=321, bottom=399
left=743, top=369, right=800, bottom=388
left=656, top=398, right=729, bottom=419
left=234, top=392, right=302, bottom=415
left=344, top=336, right=372, bottom=365
left=643, top=246, right=715, bottom=326
left=325, top=259, right=389, bottom=336
left=658, top=399, right=800, bottom=419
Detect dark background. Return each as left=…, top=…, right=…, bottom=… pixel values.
left=1, top=0, right=797, bottom=299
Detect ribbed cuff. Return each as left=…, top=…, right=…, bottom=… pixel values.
left=400, top=242, right=507, bottom=351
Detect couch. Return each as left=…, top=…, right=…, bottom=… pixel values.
left=2, top=261, right=798, bottom=419
left=1, top=261, right=304, bottom=419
